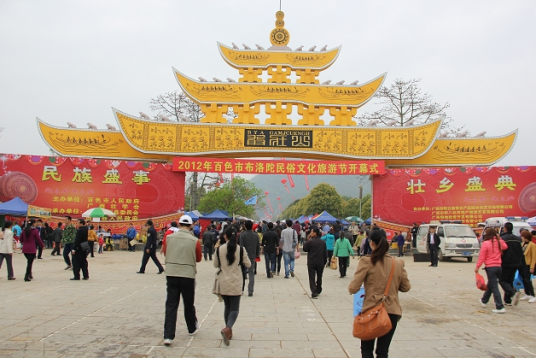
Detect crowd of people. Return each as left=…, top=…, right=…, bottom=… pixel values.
left=2, top=214, right=535, bottom=358
left=475, top=223, right=536, bottom=312
left=156, top=215, right=413, bottom=357
left=0, top=216, right=112, bottom=281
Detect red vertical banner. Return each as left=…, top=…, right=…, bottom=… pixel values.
left=280, top=158, right=295, bottom=187
left=373, top=167, right=536, bottom=227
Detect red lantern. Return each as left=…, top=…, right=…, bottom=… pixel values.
left=281, top=178, right=287, bottom=184
left=264, top=191, right=269, bottom=195
left=277, top=196, right=281, bottom=200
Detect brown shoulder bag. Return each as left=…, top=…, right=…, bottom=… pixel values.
left=353, top=257, right=395, bottom=340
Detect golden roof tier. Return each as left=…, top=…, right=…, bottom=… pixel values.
left=174, top=69, right=385, bottom=125
left=36, top=10, right=517, bottom=168
left=218, top=42, right=341, bottom=73
left=112, top=109, right=441, bottom=159
left=384, top=131, right=518, bottom=167
left=37, top=119, right=172, bottom=162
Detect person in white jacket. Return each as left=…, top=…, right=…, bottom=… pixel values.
left=0, top=221, right=16, bottom=280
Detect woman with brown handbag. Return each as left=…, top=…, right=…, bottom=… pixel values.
left=348, top=228, right=411, bottom=358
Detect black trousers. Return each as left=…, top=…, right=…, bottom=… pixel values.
left=398, top=244, right=404, bottom=257
left=307, top=264, right=324, bottom=296
left=222, top=295, right=241, bottom=328
left=36, top=244, right=43, bottom=259
left=360, top=314, right=399, bottom=358
left=164, top=276, right=197, bottom=339
left=429, top=245, right=438, bottom=266
left=276, top=251, right=283, bottom=273
left=63, top=243, right=73, bottom=266
left=24, top=253, right=35, bottom=279
left=51, top=242, right=61, bottom=256
left=499, top=266, right=518, bottom=303
left=338, top=257, right=349, bottom=277
left=72, top=250, right=89, bottom=279
left=327, top=250, right=334, bottom=267
left=88, top=241, right=95, bottom=257
left=482, top=266, right=504, bottom=309
left=139, top=248, right=164, bottom=273
left=203, top=244, right=213, bottom=260
left=520, top=264, right=535, bottom=297
left=0, top=253, right=14, bottom=279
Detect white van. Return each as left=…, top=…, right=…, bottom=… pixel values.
left=484, top=216, right=532, bottom=236
left=416, top=221, right=480, bottom=262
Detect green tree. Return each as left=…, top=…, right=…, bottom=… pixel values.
left=342, top=198, right=361, bottom=218
left=304, top=183, right=343, bottom=217
left=197, top=177, right=264, bottom=218
left=279, top=198, right=308, bottom=220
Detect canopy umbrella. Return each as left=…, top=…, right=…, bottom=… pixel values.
left=364, top=217, right=372, bottom=225
left=345, top=216, right=363, bottom=223
left=81, top=207, right=116, bottom=218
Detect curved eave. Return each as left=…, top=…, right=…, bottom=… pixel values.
left=36, top=118, right=172, bottom=162
left=217, top=42, right=341, bottom=71
left=112, top=110, right=441, bottom=160
left=172, top=67, right=386, bottom=108
left=384, top=130, right=518, bottom=168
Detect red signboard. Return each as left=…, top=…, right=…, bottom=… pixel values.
left=172, top=157, right=385, bottom=175
left=373, top=167, right=536, bottom=227
left=0, top=154, right=185, bottom=221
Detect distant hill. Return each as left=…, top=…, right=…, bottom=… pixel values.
left=250, top=174, right=371, bottom=217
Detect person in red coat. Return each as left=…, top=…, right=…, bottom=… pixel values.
left=20, top=219, right=44, bottom=282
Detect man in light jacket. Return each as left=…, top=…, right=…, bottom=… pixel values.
left=126, top=223, right=137, bottom=252
left=280, top=219, right=298, bottom=279
left=162, top=215, right=202, bottom=346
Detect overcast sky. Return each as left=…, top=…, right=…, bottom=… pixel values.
left=0, top=0, right=534, bottom=166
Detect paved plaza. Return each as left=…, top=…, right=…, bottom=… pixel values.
left=1, top=249, right=535, bottom=358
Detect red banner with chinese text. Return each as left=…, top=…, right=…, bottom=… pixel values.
left=373, top=167, right=536, bottom=227
left=172, top=157, right=385, bottom=175
left=0, top=154, right=185, bottom=221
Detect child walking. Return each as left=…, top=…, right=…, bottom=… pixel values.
left=98, top=235, right=104, bottom=254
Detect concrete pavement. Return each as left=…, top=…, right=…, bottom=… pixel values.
left=0, top=249, right=535, bottom=358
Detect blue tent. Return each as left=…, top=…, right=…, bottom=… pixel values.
left=201, top=209, right=231, bottom=221
left=312, top=211, right=338, bottom=224
left=340, top=219, right=350, bottom=225
left=0, top=197, right=28, bottom=216
left=183, top=211, right=200, bottom=220
left=365, top=217, right=372, bottom=225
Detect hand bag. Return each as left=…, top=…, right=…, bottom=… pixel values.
left=353, top=257, right=395, bottom=340
left=212, top=247, right=223, bottom=301
left=295, top=248, right=301, bottom=259
left=330, top=256, right=337, bottom=270
left=80, top=241, right=91, bottom=253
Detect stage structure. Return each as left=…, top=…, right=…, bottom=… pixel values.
left=37, top=11, right=515, bottom=167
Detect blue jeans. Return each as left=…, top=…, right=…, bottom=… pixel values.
left=283, top=251, right=295, bottom=277
left=264, top=252, right=276, bottom=277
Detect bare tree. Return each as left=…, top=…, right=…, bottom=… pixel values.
left=149, top=91, right=204, bottom=122
left=356, top=79, right=453, bottom=131
left=150, top=90, right=237, bottom=208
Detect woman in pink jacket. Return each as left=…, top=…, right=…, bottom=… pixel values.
left=20, top=219, right=44, bottom=282
left=475, top=228, right=509, bottom=313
